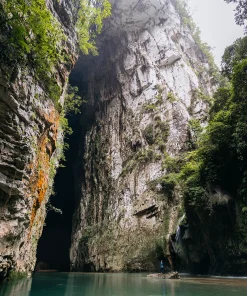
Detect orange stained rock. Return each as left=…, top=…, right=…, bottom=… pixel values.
left=27, top=104, right=60, bottom=235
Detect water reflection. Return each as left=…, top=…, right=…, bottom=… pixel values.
left=1, top=273, right=247, bottom=296
left=65, top=273, right=157, bottom=295
left=0, top=276, right=32, bottom=296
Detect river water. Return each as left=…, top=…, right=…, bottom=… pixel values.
left=1, top=273, right=247, bottom=296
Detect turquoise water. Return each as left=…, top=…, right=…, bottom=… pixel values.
left=1, top=273, right=247, bottom=296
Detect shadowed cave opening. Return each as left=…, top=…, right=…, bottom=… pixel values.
left=36, top=57, right=93, bottom=272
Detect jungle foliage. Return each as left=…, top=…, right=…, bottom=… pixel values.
left=0, top=0, right=65, bottom=103
left=175, top=37, right=247, bottom=271
left=221, top=37, right=247, bottom=79
left=181, top=36, right=247, bottom=213
left=0, top=0, right=111, bottom=104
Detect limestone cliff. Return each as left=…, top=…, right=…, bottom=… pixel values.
left=0, top=0, right=78, bottom=279
left=70, top=0, right=214, bottom=272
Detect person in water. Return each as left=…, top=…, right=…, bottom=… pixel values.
left=160, top=260, right=164, bottom=273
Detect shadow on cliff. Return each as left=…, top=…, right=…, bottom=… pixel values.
left=35, top=56, right=95, bottom=272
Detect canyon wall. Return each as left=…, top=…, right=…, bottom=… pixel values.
left=0, top=0, right=78, bottom=279
left=70, top=0, right=214, bottom=272
left=1, top=0, right=243, bottom=277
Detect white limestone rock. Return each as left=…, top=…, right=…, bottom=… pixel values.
left=70, top=0, right=215, bottom=272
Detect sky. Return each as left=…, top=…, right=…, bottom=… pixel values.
left=187, top=0, right=245, bottom=67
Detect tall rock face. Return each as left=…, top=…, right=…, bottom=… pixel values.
left=0, top=0, right=78, bottom=279
left=70, top=0, right=214, bottom=272
left=174, top=189, right=247, bottom=275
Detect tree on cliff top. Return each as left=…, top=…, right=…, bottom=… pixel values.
left=221, top=37, right=247, bottom=78
left=225, top=0, right=247, bottom=32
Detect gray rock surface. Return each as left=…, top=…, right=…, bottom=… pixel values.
left=0, top=0, right=77, bottom=279
left=0, top=0, right=216, bottom=278
left=147, top=272, right=180, bottom=279
left=70, top=0, right=214, bottom=272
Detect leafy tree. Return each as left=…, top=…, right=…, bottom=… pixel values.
left=59, top=85, right=87, bottom=142
left=0, top=0, right=65, bottom=100
left=209, top=87, right=231, bottom=118
left=225, top=0, right=247, bottom=32
left=0, top=1, right=64, bottom=67
left=181, top=36, right=247, bottom=214
left=0, top=0, right=111, bottom=102
left=221, top=37, right=247, bottom=78
left=177, top=38, right=247, bottom=271
left=77, top=0, right=111, bottom=55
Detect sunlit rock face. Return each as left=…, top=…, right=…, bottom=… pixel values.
left=0, top=0, right=77, bottom=280
left=70, top=0, right=214, bottom=272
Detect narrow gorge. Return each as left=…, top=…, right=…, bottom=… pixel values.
left=0, top=0, right=247, bottom=282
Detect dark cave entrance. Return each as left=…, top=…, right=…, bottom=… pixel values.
left=36, top=146, right=76, bottom=271
left=35, top=103, right=79, bottom=272
left=36, top=57, right=93, bottom=272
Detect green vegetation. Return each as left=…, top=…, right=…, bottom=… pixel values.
left=221, top=37, right=247, bottom=79
left=188, top=89, right=214, bottom=116
left=182, top=37, right=247, bottom=211
left=143, top=85, right=165, bottom=112
left=121, top=149, right=162, bottom=177
left=154, top=119, right=170, bottom=151
left=136, top=149, right=161, bottom=162
left=8, top=270, right=27, bottom=281
left=64, top=85, right=86, bottom=115
left=224, top=0, right=247, bottom=32
left=0, top=0, right=65, bottom=103
left=165, top=154, right=185, bottom=173
left=187, top=118, right=203, bottom=149
left=60, top=85, right=85, bottom=139
left=169, top=37, right=246, bottom=206
left=77, top=0, right=111, bottom=55
left=149, top=153, right=185, bottom=199
left=155, top=84, right=164, bottom=103
left=0, top=0, right=111, bottom=105
left=144, top=37, right=247, bottom=270
left=174, top=0, right=219, bottom=83
left=58, top=85, right=85, bottom=166
left=148, top=63, right=247, bottom=209
left=191, top=89, right=213, bottom=106
left=149, top=173, right=179, bottom=199
left=175, top=37, right=247, bottom=266
left=46, top=201, right=63, bottom=215
left=143, top=124, right=155, bottom=145
left=143, top=103, right=157, bottom=112
left=143, top=119, right=169, bottom=148
left=121, top=116, right=170, bottom=177
left=167, top=92, right=178, bottom=103
left=121, top=159, right=136, bottom=177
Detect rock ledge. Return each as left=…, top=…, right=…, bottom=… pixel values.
left=147, top=272, right=180, bottom=279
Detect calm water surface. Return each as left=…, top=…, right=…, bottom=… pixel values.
left=1, top=272, right=247, bottom=296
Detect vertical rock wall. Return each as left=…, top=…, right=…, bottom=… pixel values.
left=0, top=0, right=78, bottom=279
left=70, top=0, right=214, bottom=271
